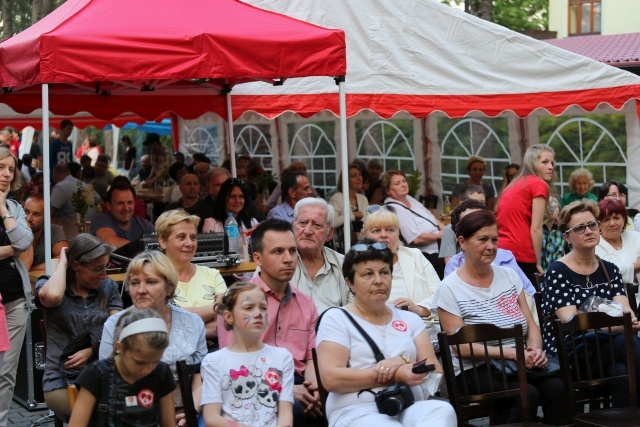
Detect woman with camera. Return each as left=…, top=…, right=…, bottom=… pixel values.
left=329, top=163, right=369, bottom=242
left=315, top=239, right=455, bottom=427
left=435, top=210, right=566, bottom=425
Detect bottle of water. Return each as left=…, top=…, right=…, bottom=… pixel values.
left=224, top=213, right=241, bottom=255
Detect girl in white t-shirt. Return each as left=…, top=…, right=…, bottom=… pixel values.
left=201, top=282, right=294, bottom=427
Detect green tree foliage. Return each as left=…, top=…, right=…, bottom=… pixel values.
left=441, top=0, right=548, bottom=32
left=1, top=0, right=63, bottom=40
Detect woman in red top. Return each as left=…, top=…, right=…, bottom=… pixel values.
left=496, top=144, right=556, bottom=277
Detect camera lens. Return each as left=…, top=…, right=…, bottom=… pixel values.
left=380, top=396, right=405, bottom=416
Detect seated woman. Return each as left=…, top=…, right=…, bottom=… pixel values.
left=202, top=177, right=259, bottom=250
left=361, top=205, right=440, bottom=318
left=560, top=168, right=597, bottom=207
left=329, top=162, right=369, bottom=243
left=316, top=239, right=456, bottom=427
left=99, top=250, right=207, bottom=408
left=382, top=170, right=444, bottom=275
left=595, top=198, right=640, bottom=284
left=36, top=234, right=123, bottom=419
left=155, top=209, right=227, bottom=340
left=450, top=156, right=496, bottom=210
left=598, top=180, right=634, bottom=231
left=435, top=211, right=566, bottom=425
left=542, top=200, right=640, bottom=408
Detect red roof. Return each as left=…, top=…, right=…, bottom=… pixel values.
left=545, top=33, right=640, bottom=67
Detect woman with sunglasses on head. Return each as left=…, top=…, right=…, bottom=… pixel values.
left=330, top=163, right=369, bottom=243
left=496, top=144, right=556, bottom=277
left=434, top=210, right=567, bottom=425
left=362, top=205, right=440, bottom=318
left=35, top=234, right=123, bottom=419
left=541, top=200, right=640, bottom=407
left=316, top=239, right=456, bottom=427
left=382, top=170, right=445, bottom=275
left=595, top=198, right=640, bottom=285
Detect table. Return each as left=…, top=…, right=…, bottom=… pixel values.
left=28, top=261, right=257, bottom=292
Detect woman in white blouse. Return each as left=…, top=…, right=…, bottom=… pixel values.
left=362, top=205, right=441, bottom=317
left=595, top=198, right=640, bottom=283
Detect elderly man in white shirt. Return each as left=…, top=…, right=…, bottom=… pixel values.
left=290, top=198, right=352, bottom=313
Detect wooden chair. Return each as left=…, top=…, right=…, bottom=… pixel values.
left=624, top=282, right=639, bottom=318
left=552, top=311, right=640, bottom=426
left=438, top=323, right=552, bottom=427
left=176, top=360, right=201, bottom=427
left=311, top=348, right=329, bottom=427
left=67, top=385, right=78, bottom=411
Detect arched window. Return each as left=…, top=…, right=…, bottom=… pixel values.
left=439, top=118, right=510, bottom=196
left=288, top=122, right=337, bottom=197
left=543, top=116, right=627, bottom=197
left=185, top=126, right=219, bottom=166
left=356, top=120, right=414, bottom=171
left=234, top=124, right=273, bottom=171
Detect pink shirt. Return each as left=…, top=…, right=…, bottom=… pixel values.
left=0, top=294, right=10, bottom=352
left=217, top=274, right=318, bottom=377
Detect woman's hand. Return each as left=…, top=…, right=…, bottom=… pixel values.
left=392, top=298, right=430, bottom=317
left=58, top=247, right=68, bottom=269
left=0, top=186, right=8, bottom=211
left=524, top=347, right=547, bottom=369
left=393, top=364, right=428, bottom=388
left=64, top=348, right=93, bottom=370
left=372, top=356, right=406, bottom=384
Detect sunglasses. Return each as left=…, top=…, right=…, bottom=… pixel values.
left=564, top=220, right=600, bottom=235
left=366, top=205, right=397, bottom=215
left=228, top=177, right=244, bottom=185
left=351, top=242, right=389, bottom=252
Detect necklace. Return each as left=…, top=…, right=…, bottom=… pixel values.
left=607, top=238, right=623, bottom=250
left=572, top=253, right=598, bottom=288
left=356, top=305, right=392, bottom=339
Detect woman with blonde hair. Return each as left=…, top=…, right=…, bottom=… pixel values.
left=0, top=147, right=33, bottom=424
left=155, top=209, right=227, bottom=339
left=560, top=168, right=597, bottom=207
left=496, top=144, right=556, bottom=277
left=99, top=251, right=207, bottom=408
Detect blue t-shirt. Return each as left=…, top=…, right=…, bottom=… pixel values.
left=89, top=212, right=155, bottom=242
left=49, top=138, right=73, bottom=178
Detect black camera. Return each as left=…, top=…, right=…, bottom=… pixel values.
left=374, top=383, right=415, bottom=416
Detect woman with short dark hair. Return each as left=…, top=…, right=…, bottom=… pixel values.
left=435, top=210, right=566, bottom=425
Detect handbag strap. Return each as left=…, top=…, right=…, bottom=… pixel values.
left=385, top=201, right=439, bottom=229
left=596, top=255, right=613, bottom=290
left=316, top=307, right=386, bottom=362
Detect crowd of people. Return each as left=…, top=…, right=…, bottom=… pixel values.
left=0, top=122, right=639, bottom=427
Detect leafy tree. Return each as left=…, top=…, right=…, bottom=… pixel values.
left=441, top=0, right=548, bottom=32
left=1, top=0, right=61, bottom=40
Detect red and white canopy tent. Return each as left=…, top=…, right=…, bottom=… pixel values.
left=0, top=0, right=347, bottom=269
left=223, top=0, right=640, bottom=202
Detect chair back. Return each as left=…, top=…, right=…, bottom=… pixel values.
left=176, top=360, right=201, bottom=427
left=437, top=323, right=530, bottom=426
left=625, top=282, right=639, bottom=318
left=311, top=348, right=329, bottom=427
left=534, top=292, right=557, bottom=333
left=552, top=311, right=637, bottom=421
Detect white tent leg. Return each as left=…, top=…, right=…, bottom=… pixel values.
left=226, top=92, right=237, bottom=177
left=112, top=125, right=120, bottom=170
left=42, top=84, right=52, bottom=275
left=339, top=80, right=350, bottom=251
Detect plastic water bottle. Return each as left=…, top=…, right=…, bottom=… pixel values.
left=443, top=196, right=451, bottom=215
left=224, top=213, right=241, bottom=255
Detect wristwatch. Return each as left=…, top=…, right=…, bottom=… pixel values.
left=1, top=213, right=13, bottom=221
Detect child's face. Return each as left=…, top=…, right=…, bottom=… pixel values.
left=116, top=340, right=165, bottom=384
left=225, top=288, right=268, bottom=336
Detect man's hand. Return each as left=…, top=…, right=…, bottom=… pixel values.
left=64, top=348, right=93, bottom=370
left=294, top=383, right=322, bottom=418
